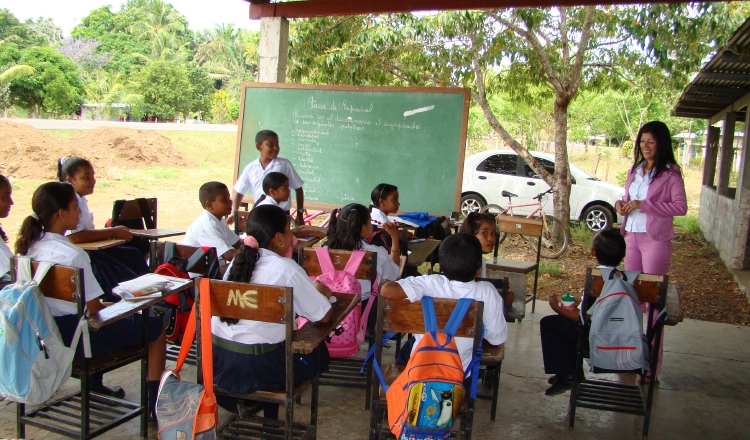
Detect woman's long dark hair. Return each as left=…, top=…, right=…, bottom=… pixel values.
left=16, top=182, right=77, bottom=255
left=370, top=183, right=398, bottom=210
left=632, top=121, right=679, bottom=181
left=57, top=157, right=92, bottom=182
left=0, top=175, right=10, bottom=243
left=326, top=203, right=369, bottom=251
left=459, top=211, right=496, bottom=235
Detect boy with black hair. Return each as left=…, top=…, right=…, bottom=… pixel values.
left=541, top=228, right=626, bottom=395
left=184, top=181, right=241, bottom=262
left=381, top=233, right=507, bottom=370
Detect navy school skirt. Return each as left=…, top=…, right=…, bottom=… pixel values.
left=88, top=245, right=149, bottom=302
left=54, top=313, right=163, bottom=358
left=212, top=339, right=330, bottom=411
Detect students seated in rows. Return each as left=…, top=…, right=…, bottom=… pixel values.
left=382, top=233, right=508, bottom=370
left=253, top=172, right=291, bottom=208
left=230, top=129, right=305, bottom=226
left=212, top=205, right=333, bottom=419
left=368, top=183, right=404, bottom=266
left=184, top=181, right=241, bottom=263
left=460, top=211, right=514, bottom=310
left=540, top=229, right=625, bottom=395
left=0, top=174, right=13, bottom=282
left=58, top=157, right=148, bottom=300
left=15, top=182, right=166, bottom=418
left=326, top=203, right=400, bottom=326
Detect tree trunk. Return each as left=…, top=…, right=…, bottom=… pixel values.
left=552, top=97, right=572, bottom=239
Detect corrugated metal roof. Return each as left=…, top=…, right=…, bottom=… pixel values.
left=674, top=18, right=750, bottom=119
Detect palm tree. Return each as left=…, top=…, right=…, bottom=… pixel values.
left=0, top=65, right=35, bottom=118
left=131, top=0, right=186, bottom=41
left=194, top=25, right=259, bottom=93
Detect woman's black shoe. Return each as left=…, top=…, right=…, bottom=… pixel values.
left=545, top=373, right=574, bottom=396
left=547, top=374, right=558, bottom=384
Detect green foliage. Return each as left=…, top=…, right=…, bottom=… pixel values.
left=135, top=60, right=191, bottom=119
left=228, top=100, right=240, bottom=121
left=620, top=140, right=634, bottom=158
left=539, top=261, right=564, bottom=277
left=10, top=46, right=84, bottom=116
left=0, top=9, right=47, bottom=49
left=570, top=222, right=595, bottom=245
left=211, top=90, right=230, bottom=123
left=616, top=170, right=628, bottom=187
left=674, top=214, right=701, bottom=239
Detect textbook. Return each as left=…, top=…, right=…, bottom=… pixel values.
left=113, top=274, right=175, bottom=301
left=387, top=216, right=420, bottom=228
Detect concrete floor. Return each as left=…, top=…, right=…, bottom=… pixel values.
left=2, top=301, right=748, bottom=440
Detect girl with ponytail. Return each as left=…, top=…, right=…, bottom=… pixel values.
left=212, top=204, right=333, bottom=420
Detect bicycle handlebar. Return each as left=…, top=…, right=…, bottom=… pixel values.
left=533, top=188, right=553, bottom=200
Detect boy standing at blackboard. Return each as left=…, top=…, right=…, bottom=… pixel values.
left=228, top=130, right=306, bottom=226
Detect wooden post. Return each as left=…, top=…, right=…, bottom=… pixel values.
left=717, top=112, right=737, bottom=197
left=703, top=124, right=721, bottom=187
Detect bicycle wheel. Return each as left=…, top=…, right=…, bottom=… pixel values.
left=526, top=215, right=569, bottom=259
left=480, top=204, right=508, bottom=243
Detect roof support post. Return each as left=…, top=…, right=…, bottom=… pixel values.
left=717, top=112, right=737, bottom=197
left=258, top=17, right=289, bottom=83
left=703, top=124, right=721, bottom=187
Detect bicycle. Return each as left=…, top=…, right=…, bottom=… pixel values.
left=479, top=188, right=570, bottom=259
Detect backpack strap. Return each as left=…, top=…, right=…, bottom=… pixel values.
left=443, top=298, right=473, bottom=337
left=186, top=247, right=220, bottom=279
left=314, top=247, right=336, bottom=275
left=421, top=296, right=438, bottom=335
left=15, top=257, right=54, bottom=285
left=69, top=315, right=92, bottom=358
left=343, top=250, right=366, bottom=276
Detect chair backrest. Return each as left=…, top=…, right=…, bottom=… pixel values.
left=584, top=268, right=667, bottom=308
left=475, top=277, right=509, bottom=305
left=298, top=248, right=376, bottom=285
left=9, top=258, right=85, bottom=312
left=233, top=210, right=250, bottom=235
left=378, top=297, right=484, bottom=337
left=496, top=215, right=543, bottom=238
left=110, top=198, right=157, bottom=229
left=149, top=241, right=215, bottom=276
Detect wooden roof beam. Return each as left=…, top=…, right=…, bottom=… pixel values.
left=680, top=93, right=738, bottom=103
left=721, top=52, right=750, bottom=64
left=687, top=85, right=749, bottom=96
left=700, top=72, right=750, bottom=82
left=247, top=0, right=649, bottom=19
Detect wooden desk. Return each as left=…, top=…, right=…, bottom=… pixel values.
left=75, top=239, right=126, bottom=251
left=293, top=225, right=327, bottom=250
left=130, top=228, right=185, bottom=239
left=291, top=292, right=360, bottom=354
left=87, top=276, right=192, bottom=329
left=482, top=341, right=505, bottom=363
left=406, top=239, right=441, bottom=267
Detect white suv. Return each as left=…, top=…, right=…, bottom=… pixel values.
left=460, top=150, right=624, bottom=231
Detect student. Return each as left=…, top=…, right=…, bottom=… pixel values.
left=540, top=229, right=626, bottom=396
left=183, top=181, right=242, bottom=263
left=381, top=233, right=507, bottom=371
left=212, top=205, right=333, bottom=419
left=58, top=157, right=148, bottom=300
left=0, top=174, right=13, bottom=281
left=229, top=130, right=305, bottom=226
left=253, top=172, right=291, bottom=208
left=15, top=182, right=166, bottom=418
left=326, top=204, right=400, bottom=323
left=460, top=211, right=514, bottom=308
left=367, top=183, right=407, bottom=266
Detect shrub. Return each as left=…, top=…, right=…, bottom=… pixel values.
left=616, top=170, right=628, bottom=187
left=620, top=140, right=633, bottom=158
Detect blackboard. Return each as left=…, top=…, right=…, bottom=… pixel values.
left=234, top=83, right=469, bottom=215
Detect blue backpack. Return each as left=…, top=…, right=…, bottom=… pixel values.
left=0, top=257, right=89, bottom=405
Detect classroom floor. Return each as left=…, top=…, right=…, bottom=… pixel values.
left=1, top=301, right=748, bottom=440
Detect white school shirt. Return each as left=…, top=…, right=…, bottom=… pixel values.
left=398, top=274, right=508, bottom=370
left=370, top=207, right=391, bottom=227
left=256, top=196, right=280, bottom=207
left=234, top=157, right=304, bottom=211
left=183, top=210, right=240, bottom=260
left=358, top=240, right=399, bottom=301
left=26, top=232, right=104, bottom=317
left=0, top=239, right=14, bottom=279
left=212, top=248, right=331, bottom=344
left=625, top=165, right=651, bottom=233
left=66, top=193, right=96, bottom=235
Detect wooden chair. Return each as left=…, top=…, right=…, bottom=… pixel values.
left=297, top=247, right=377, bottom=408
left=368, top=297, right=485, bottom=440
left=232, top=210, right=250, bottom=235
left=14, top=259, right=149, bottom=439
left=110, top=198, right=157, bottom=230
left=194, top=279, right=317, bottom=440
left=568, top=268, right=669, bottom=439
left=474, top=276, right=509, bottom=421
left=484, top=215, right=543, bottom=315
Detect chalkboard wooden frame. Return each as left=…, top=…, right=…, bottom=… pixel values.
left=234, top=83, right=470, bottom=215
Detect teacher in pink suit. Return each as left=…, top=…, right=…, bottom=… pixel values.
left=615, top=120, right=687, bottom=377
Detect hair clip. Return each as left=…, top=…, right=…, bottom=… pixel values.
left=244, top=235, right=259, bottom=248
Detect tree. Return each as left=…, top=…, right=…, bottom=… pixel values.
left=194, top=24, right=259, bottom=94
left=0, top=64, right=34, bottom=117
left=56, top=37, right=111, bottom=72
left=24, top=17, right=63, bottom=45
left=289, top=5, right=749, bottom=236
left=0, top=9, right=46, bottom=49
left=135, top=60, right=213, bottom=120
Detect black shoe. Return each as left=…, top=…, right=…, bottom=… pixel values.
left=547, top=374, right=558, bottom=384
left=545, top=374, right=574, bottom=396
left=91, top=383, right=126, bottom=399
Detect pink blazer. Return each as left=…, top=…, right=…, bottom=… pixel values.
left=620, top=163, right=687, bottom=242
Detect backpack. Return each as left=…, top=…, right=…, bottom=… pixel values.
left=377, top=297, right=480, bottom=440
left=300, top=247, right=368, bottom=358
left=0, top=257, right=90, bottom=405
left=152, top=243, right=219, bottom=344
left=588, top=267, right=649, bottom=373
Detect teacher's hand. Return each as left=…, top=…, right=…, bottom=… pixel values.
left=615, top=200, right=628, bottom=216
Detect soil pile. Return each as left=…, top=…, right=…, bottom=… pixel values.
left=0, top=121, right=190, bottom=179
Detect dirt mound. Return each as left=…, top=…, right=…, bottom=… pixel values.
left=0, top=121, right=190, bottom=180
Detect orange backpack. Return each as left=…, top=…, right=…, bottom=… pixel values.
left=376, top=297, right=480, bottom=440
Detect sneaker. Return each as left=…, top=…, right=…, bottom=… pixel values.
left=545, top=373, right=574, bottom=396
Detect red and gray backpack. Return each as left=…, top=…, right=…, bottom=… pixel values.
left=152, top=243, right=219, bottom=344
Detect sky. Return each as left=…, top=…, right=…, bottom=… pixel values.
left=0, top=0, right=261, bottom=36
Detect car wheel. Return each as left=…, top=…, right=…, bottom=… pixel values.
left=460, top=194, right=485, bottom=217
left=582, top=205, right=613, bottom=232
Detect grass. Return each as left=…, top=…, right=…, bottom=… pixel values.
left=674, top=214, right=701, bottom=238
left=569, top=222, right=595, bottom=245
left=539, top=261, right=564, bottom=277
left=45, top=129, right=84, bottom=140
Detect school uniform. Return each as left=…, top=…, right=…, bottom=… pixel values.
left=212, top=248, right=331, bottom=410
left=183, top=210, right=241, bottom=261
left=0, top=239, right=13, bottom=281
left=66, top=193, right=148, bottom=300
left=26, top=232, right=161, bottom=356
left=234, top=157, right=304, bottom=211
left=397, top=274, right=507, bottom=370
left=359, top=240, right=399, bottom=300
left=256, top=196, right=280, bottom=207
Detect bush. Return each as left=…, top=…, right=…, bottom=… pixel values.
left=616, top=170, right=628, bottom=187
left=620, top=140, right=634, bottom=158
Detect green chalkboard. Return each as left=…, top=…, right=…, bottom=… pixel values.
left=234, top=83, right=469, bottom=215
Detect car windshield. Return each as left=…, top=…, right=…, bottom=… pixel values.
left=569, top=162, right=595, bottom=180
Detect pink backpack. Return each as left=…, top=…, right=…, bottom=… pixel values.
left=300, top=247, right=372, bottom=358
